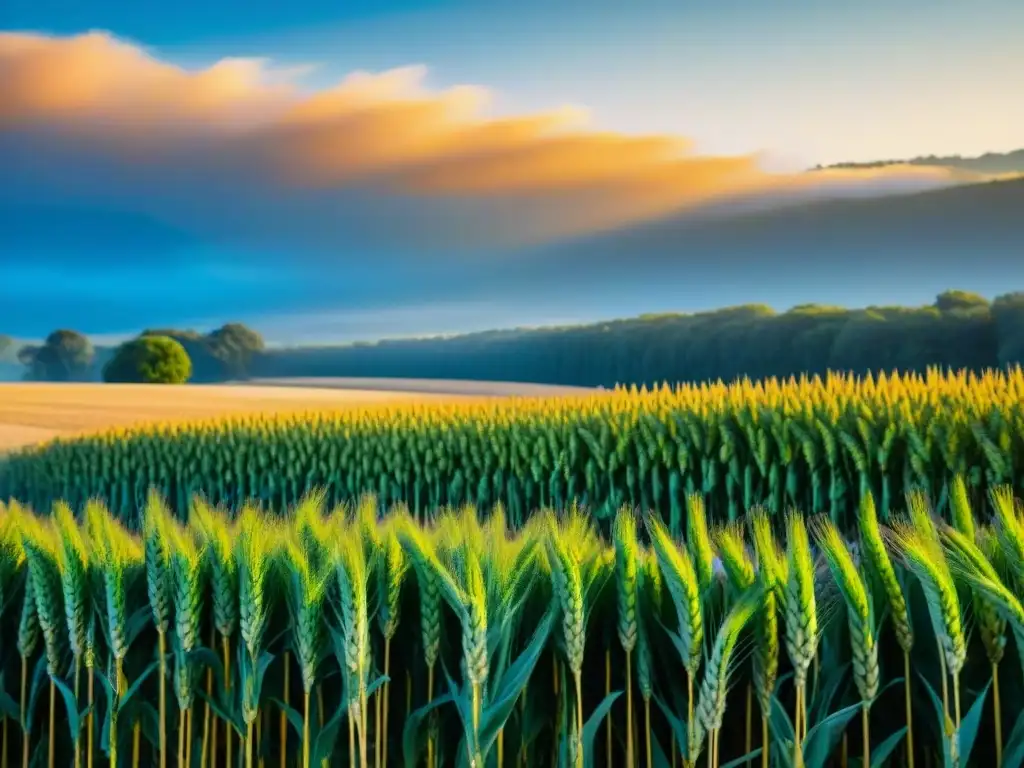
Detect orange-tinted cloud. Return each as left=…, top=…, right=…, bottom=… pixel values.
left=0, top=31, right=993, bottom=251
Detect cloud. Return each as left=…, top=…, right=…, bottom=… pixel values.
left=4, top=31, right=1017, bottom=340
left=0, top=30, right=983, bottom=259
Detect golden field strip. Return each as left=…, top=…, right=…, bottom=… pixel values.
left=0, top=378, right=593, bottom=451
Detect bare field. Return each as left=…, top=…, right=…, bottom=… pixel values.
left=240, top=377, right=596, bottom=397
left=0, top=379, right=594, bottom=452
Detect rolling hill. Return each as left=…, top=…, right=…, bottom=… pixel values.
left=494, top=177, right=1024, bottom=310
left=814, top=147, right=1024, bottom=175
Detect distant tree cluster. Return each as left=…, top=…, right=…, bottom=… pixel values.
left=0, top=335, right=20, bottom=380
left=102, top=335, right=192, bottom=384
left=0, top=335, right=16, bottom=361
left=136, top=323, right=265, bottom=382
left=253, top=291, right=1024, bottom=388
left=16, top=330, right=95, bottom=381
left=12, top=323, right=264, bottom=383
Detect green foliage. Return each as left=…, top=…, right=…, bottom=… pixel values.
left=140, top=322, right=264, bottom=381
left=252, top=290, right=1023, bottom=385
left=993, top=292, right=1024, bottom=367
left=8, top=322, right=264, bottom=383
left=0, top=484, right=1023, bottom=767
left=935, top=290, right=989, bottom=313
left=813, top=518, right=879, bottom=703
left=207, top=323, right=265, bottom=380
left=9, top=290, right=1021, bottom=387
left=782, top=513, right=818, bottom=690
left=19, top=329, right=94, bottom=381
left=102, top=334, right=192, bottom=384
left=858, top=492, right=913, bottom=654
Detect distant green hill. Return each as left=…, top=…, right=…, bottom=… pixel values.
left=812, top=147, right=1024, bottom=175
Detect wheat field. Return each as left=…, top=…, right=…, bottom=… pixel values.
left=0, top=379, right=589, bottom=452
left=2, top=371, right=1023, bottom=766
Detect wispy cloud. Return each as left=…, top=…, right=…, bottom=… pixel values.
left=3, top=30, right=1016, bottom=339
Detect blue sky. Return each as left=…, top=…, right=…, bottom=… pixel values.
left=2, top=0, right=1023, bottom=342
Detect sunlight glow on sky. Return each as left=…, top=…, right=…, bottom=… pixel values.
left=7, top=0, right=1022, bottom=166
left=2, top=0, right=1022, bottom=341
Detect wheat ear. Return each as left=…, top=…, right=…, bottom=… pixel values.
left=614, top=509, right=640, bottom=768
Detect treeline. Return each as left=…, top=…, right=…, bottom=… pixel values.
left=252, top=290, right=1024, bottom=388
left=9, top=290, right=1023, bottom=388
left=812, top=147, right=1024, bottom=174
left=9, top=324, right=264, bottom=382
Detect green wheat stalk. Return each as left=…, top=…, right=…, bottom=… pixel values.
left=87, top=502, right=143, bottom=768
left=143, top=496, right=174, bottom=768
left=375, top=521, right=407, bottom=768
left=191, top=499, right=239, bottom=768
left=781, top=513, right=817, bottom=767
left=647, top=512, right=702, bottom=766
left=396, top=507, right=441, bottom=768
left=19, top=510, right=64, bottom=768
left=748, top=509, right=780, bottom=768
left=692, top=587, right=761, bottom=768
left=334, top=519, right=372, bottom=768
left=168, top=515, right=205, bottom=768
left=282, top=529, right=330, bottom=768
left=52, top=502, right=91, bottom=768
left=857, top=491, right=914, bottom=767
left=16, top=538, right=38, bottom=768
left=949, top=477, right=1007, bottom=765
left=813, top=518, right=878, bottom=766
left=686, top=494, right=716, bottom=598
left=891, top=492, right=966, bottom=768
left=236, top=507, right=276, bottom=768
left=613, top=508, right=639, bottom=768
left=714, top=521, right=756, bottom=767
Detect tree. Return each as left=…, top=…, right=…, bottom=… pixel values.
left=993, top=292, right=1024, bottom=366
left=20, top=330, right=94, bottom=381
left=102, top=335, right=192, bottom=384
left=207, top=322, right=265, bottom=379
left=140, top=328, right=226, bottom=382
left=934, top=290, right=989, bottom=313
left=0, top=335, right=12, bottom=359
left=137, top=324, right=265, bottom=381
left=17, top=345, right=39, bottom=365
